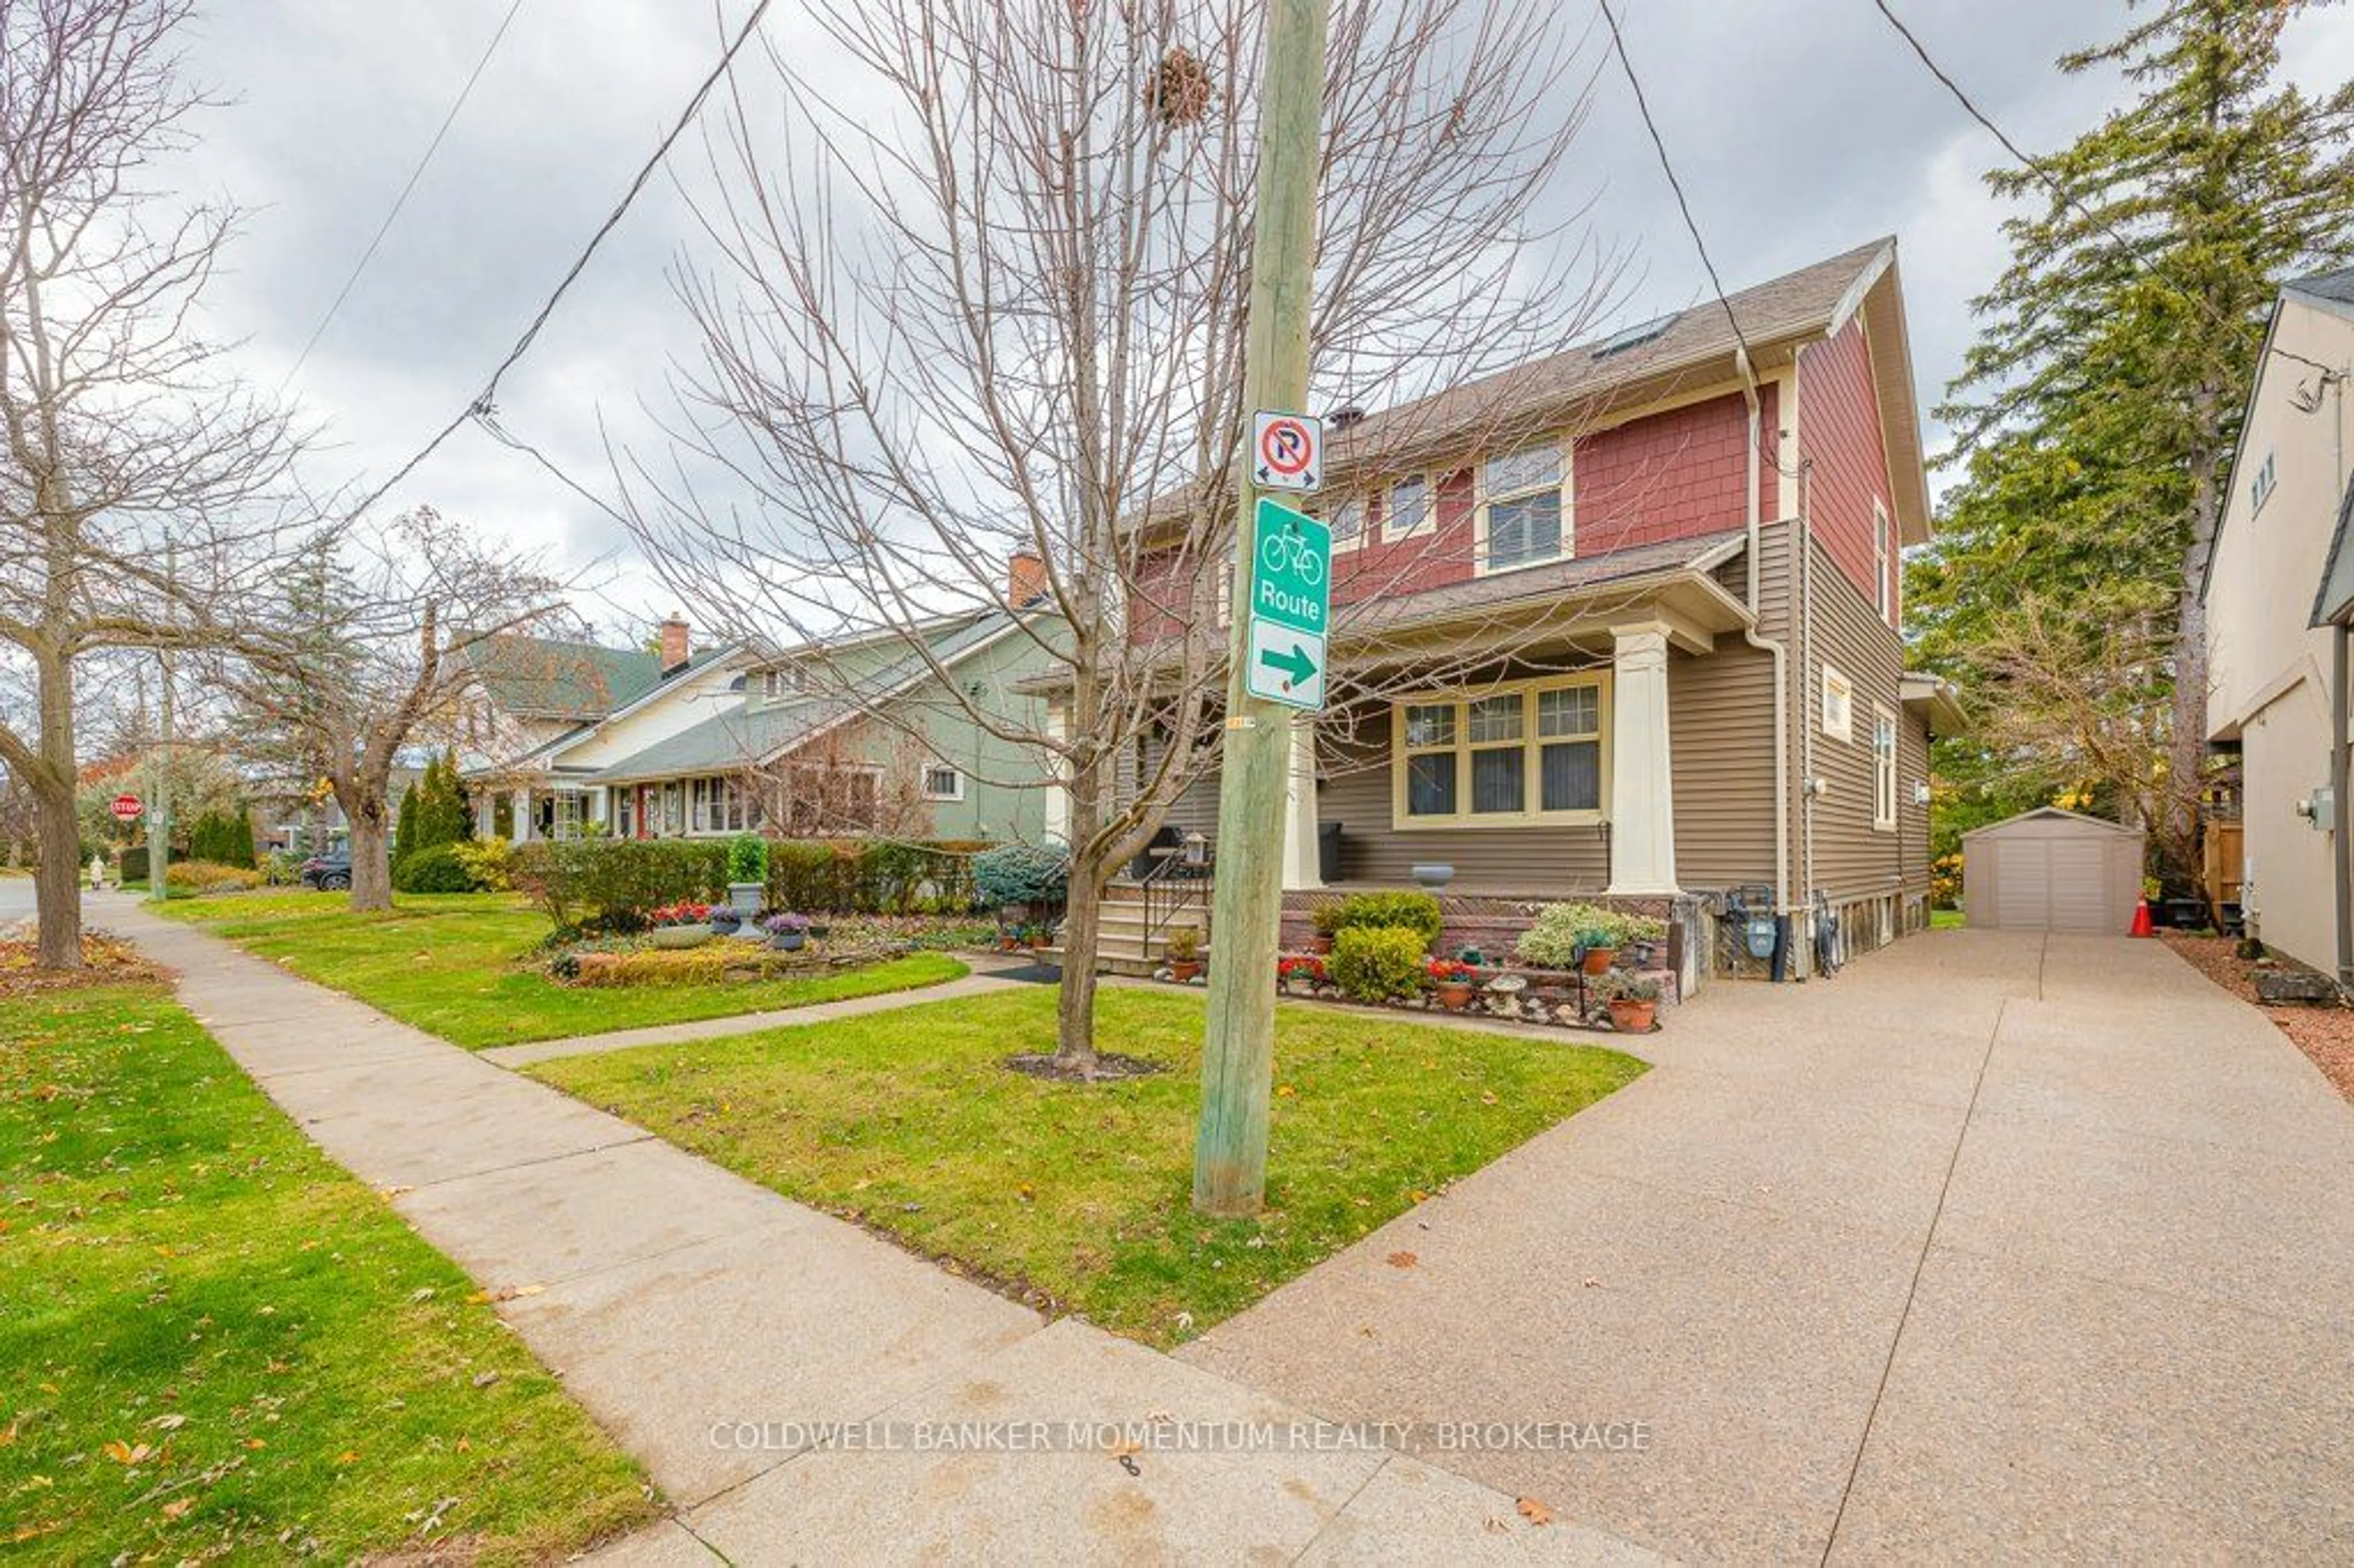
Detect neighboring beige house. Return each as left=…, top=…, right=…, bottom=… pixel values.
left=2203, top=267, right=2354, bottom=983
left=460, top=604, right=1067, bottom=846
left=1121, top=240, right=1962, bottom=978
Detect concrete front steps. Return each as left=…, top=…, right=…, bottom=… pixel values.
left=1043, top=881, right=1208, bottom=976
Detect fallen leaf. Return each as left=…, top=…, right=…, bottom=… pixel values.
left=1517, top=1496, right=1553, bottom=1526
left=1274, top=1083, right=1297, bottom=1097
left=1480, top=1090, right=1499, bottom=1105
left=0, top=1421, right=15, bottom=1447
left=1409, top=1189, right=1428, bottom=1203
left=161, top=1498, right=194, bottom=1522
left=244, top=1439, right=267, bottom=1450
left=102, top=1440, right=153, bottom=1465
left=470, top=1372, right=500, bottom=1389
left=334, top=1450, right=357, bottom=1466
left=1385, top=1251, right=1418, bottom=1269
left=145, top=1413, right=187, bottom=1432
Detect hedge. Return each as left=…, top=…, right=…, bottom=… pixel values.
left=513, top=837, right=991, bottom=928
left=392, top=841, right=484, bottom=894
left=1329, top=926, right=1429, bottom=1003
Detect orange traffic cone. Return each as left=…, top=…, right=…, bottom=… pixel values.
left=2130, top=897, right=2155, bottom=938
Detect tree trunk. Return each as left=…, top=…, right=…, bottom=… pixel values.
left=32, top=775, right=83, bottom=969
left=32, top=649, right=82, bottom=969
left=1055, top=840, right=1105, bottom=1073
left=2166, top=379, right=2224, bottom=893
left=348, top=791, right=394, bottom=911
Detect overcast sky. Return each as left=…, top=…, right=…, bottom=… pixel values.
left=172, top=0, right=2354, bottom=644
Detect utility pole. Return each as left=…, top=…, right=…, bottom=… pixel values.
left=1194, top=0, right=1331, bottom=1216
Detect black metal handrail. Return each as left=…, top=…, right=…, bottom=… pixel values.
left=1137, top=837, right=1214, bottom=948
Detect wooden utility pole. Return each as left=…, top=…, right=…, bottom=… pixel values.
left=1194, top=0, right=1330, bottom=1216
left=148, top=544, right=177, bottom=902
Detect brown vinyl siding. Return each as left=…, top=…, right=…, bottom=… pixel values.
left=1669, top=639, right=1778, bottom=889
left=1796, top=529, right=1910, bottom=904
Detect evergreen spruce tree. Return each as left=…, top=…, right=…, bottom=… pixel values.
left=1910, top=0, right=2354, bottom=881
left=392, top=781, right=419, bottom=869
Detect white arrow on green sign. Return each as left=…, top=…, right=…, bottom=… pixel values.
left=1244, top=497, right=1330, bottom=712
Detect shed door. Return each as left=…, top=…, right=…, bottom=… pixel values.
left=1986, top=832, right=2123, bottom=932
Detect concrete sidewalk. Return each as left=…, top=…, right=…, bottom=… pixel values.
left=92, top=894, right=1651, bottom=1564
left=1181, top=930, right=2354, bottom=1561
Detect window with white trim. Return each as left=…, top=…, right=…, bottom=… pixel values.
left=1394, top=675, right=1607, bottom=827
left=1383, top=476, right=1431, bottom=541
left=1477, top=442, right=1569, bottom=573
left=1872, top=706, right=1899, bottom=832
left=1821, top=666, right=1854, bottom=742
left=762, top=668, right=807, bottom=701
left=921, top=764, right=964, bottom=802
left=2249, top=449, right=2277, bottom=515
left=1873, top=498, right=1893, bottom=620
left=687, top=776, right=750, bottom=834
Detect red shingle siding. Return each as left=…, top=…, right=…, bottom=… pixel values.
left=1331, top=467, right=1476, bottom=607
left=1574, top=387, right=1775, bottom=555
left=1796, top=319, right=1894, bottom=617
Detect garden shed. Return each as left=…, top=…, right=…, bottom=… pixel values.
left=1962, top=807, right=2146, bottom=934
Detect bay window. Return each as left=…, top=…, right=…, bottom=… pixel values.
left=1393, top=674, right=1609, bottom=827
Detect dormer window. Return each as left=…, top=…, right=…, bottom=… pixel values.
left=763, top=668, right=808, bottom=700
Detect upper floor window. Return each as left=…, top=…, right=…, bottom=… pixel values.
left=1479, top=442, right=1569, bottom=574
left=2249, top=449, right=2276, bottom=516
left=921, top=764, right=964, bottom=802
left=1325, top=496, right=1365, bottom=553
left=763, top=668, right=809, bottom=701
left=1874, top=498, right=1894, bottom=621
left=1872, top=706, right=1899, bottom=832
left=1384, top=476, right=1431, bottom=541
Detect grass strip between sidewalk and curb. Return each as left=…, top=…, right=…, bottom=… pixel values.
left=0, top=975, right=657, bottom=1562
left=530, top=984, right=1647, bottom=1349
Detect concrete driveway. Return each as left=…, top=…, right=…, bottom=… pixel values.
left=1182, top=930, right=2354, bottom=1562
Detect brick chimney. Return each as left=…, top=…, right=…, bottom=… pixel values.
left=1007, top=550, right=1049, bottom=610
left=658, top=613, right=691, bottom=672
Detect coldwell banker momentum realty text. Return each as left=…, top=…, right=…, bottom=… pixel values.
left=707, top=1419, right=1653, bottom=1455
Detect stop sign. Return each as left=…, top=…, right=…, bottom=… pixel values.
left=110, top=792, right=142, bottom=821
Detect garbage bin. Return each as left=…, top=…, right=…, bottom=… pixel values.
left=1317, top=822, right=1343, bottom=883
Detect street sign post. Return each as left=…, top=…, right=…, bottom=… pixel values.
left=110, top=793, right=142, bottom=823
left=1251, top=409, right=1322, bottom=493
left=1244, top=497, right=1328, bottom=711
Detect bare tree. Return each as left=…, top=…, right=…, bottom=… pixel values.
left=0, top=0, right=308, bottom=965
left=222, top=509, right=571, bottom=911
left=625, top=0, right=1628, bottom=1068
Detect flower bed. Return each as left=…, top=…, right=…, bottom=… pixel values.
left=1262, top=953, right=1672, bottom=1032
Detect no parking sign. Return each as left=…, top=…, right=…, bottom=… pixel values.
left=1251, top=410, right=1322, bottom=493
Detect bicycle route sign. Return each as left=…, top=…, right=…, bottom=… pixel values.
left=1251, top=409, right=1322, bottom=493
left=1245, top=496, right=1329, bottom=712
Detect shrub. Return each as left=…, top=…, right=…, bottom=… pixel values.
left=1309, top=900, right=1346, bottom=938
left=515, top=835, right=995, bottom=926
left=512, top=838, right=729, bottom=928
left=1327, top=891, right=1442, bottom=948
left=1329, top=926, right=1430, bottom=1003
left=451, top=837, right=515, bottom=892
left=972, top=842, right=1068, bottom=909
left=726, top=832, right=769, bottom=885
left=165, top=860, right=263, bottom=893
left=1514, top=903, right=1667, bottom=969
left=565, top=945, right=813, bottom=988
left=120, top=845, right=150, bottom=883
left=1592, top=971, right=1663, bottom=1003
left=392, top=841, right=483, bottom=894
left=186, top=808, right=257, bottom=868
left=260, top=850, right=307, bottom=887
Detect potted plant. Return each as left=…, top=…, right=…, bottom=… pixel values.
left=1307, top=902, right=1343, bottom=956
left=1165, top=924, right=1204, bottom=983
left=726, top=832, right=769, bottom=917
left=1577, top=927, right=1617, bottom=975
left=1594, top=972, right=1661, bottom=1033
left=763, top=911, right=813, bottom=951
left=1278, top=954, right=1325, bottom=994
left=1026, top=921, right=1055, bottom=951
left=647, top=902, right=716, bottom=949
left=1427, top=957, right=1477, bottom=1011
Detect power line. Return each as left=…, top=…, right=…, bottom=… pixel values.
left=349, top=0, right=774, bottom=522
left=1595, top=0, right=1754, bottom=371
left=1866, top=0, right=2342, bottom=381
left=280, top=0, right=529, bottom=389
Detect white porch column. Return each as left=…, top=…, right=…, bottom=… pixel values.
left=1280, top=717, right=1323, bottom=891
left=1042, top=702, right=1070, bottom=845
left=511, top=787, right=532, bottom=845
left=1607, top=622, right=1679, bottom=895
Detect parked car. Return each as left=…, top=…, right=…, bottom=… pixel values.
left=299, top=851, right=352, bottom=891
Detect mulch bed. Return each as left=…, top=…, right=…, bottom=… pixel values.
left=0, top=926, right=164, bottom=999
left=2160, top=931, right=2354, bottom=1105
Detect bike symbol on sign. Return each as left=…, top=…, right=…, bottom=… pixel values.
left=1259, top=520, right=1324, bottom=587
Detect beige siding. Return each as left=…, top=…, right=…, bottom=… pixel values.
left=1900, top=706, right=1932, bottom=894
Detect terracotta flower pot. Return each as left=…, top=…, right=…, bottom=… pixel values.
left=1580, top=946, right=1617, bottom=976
left=1433, top=982, right=1474, bottom=1011
left=1170, top=960, right=1203, bottom=983
left=1606, top=997, right=1656, bottom=1033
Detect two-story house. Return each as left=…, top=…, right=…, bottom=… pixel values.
left=2203, top=266, right=2354, bottom=985
left=1118, top=239, right=1957, bottom=979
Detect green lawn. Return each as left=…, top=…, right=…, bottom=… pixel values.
left=531, top=987, right=1645, bottom=1348
left=0, top=980, right=656, bottom=1562
left=1930, top=908, right=1966, bottom=931
left=160, top=892, right=967, bottom=1049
